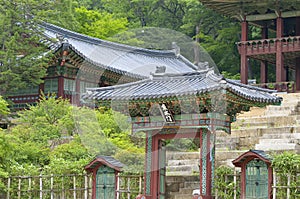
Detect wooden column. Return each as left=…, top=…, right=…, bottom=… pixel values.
left=199, top=129, right=214, bottom=199
left=144, top=131, right=160, bottom=199
left=261, top=26, right=268, bottom=83
left=39, top=83, right=44, bottom=96
left=57, top=76, right=64, bottom=98
left=276, top=16, right=285, bottom=83
left=240, top=20, right=249, bottom=84
left=296, top=17, right=300, bottom=91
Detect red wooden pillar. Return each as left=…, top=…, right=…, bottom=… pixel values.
left=276, top=16, right=285, bottom=83
left=144, top=131, right=159, bottom=199
left=199, top=129, right=214, bottom=199
left=58, top=76, right=64, bottom=98
left=39, top=83, right=44, bottom=96
left=74, top=78, right=81, bottom=105
left=240, top=20, right=249, bottom=84
left=296, top=17, right=300, bottom=91
left=261, top=26, right=268, bottom=83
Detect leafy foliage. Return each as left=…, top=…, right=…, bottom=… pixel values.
left=0, top=1, right=52, bottom=96
left=272, top=152, right=300, bottom=198
left=75, top=7, right=128, bottom=39
left=214, top=166, right=239, bottom=199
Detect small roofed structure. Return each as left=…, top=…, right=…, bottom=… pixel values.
left=233, top=150, right=273, bottom=199
left=85, top=156, right=124, bottom=199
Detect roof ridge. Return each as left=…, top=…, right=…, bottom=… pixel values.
left=41, top=22, right=179, bottom=57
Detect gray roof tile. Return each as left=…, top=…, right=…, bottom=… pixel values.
left=83, top=69, right=282, bottom=104
left=41, top=23, right=197, bottom=79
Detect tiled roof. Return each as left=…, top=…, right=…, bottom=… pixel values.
left=83, top=69, right=282, bottom=104
left=85, top=155, right=124, bottom=172
left=41, top=23, right=197, bottom=79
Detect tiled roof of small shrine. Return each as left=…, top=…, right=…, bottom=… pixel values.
left=41, top=23, right=197, bottom=79
left=83, top=69, right=282, bottom=104
left=85, top=155, right=124, bottom=172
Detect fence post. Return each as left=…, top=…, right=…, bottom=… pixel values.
left=39, top=174, right=43, bottom=199
left=73, top=175, right=76, bottom=199
left=273, top=171, right=276, bottom=199
left=18, top=177, right=21, bottom=199
left=28, top=177, right=32, bottom=199
left=116, top=174, right=120, bottom=199
left=287, top=174, right=291, bottom=199
left=127, top=177, right=131, bottom=199
left=234, top=170, right=237, bottom=199
left=84, top=174, right=88, bottom=199
left=139, top=176, right=142, bottom=194
left=50, top=174, right=54, bottom=199
left=6, top=177, right=10, bottom=199
left=61, top=175, right=65, bottom=199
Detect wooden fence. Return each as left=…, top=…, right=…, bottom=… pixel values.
left=0, top=173, right=143, bottom=199
left=0, top=172, right=299, bottom=199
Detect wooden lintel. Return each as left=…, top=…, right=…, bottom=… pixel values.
left=246, top=13, right=277, bottom=22
left=281, top=10, right=300, bottom=18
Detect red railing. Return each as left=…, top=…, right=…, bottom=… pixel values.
left=254, top=81, right=296, bottom=93
left=237, top=36, right=300, bottom=55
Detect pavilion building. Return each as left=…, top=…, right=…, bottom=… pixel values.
left=200, top=0, right=300, bottom=91
left=7, top=23, right=197, bottom=109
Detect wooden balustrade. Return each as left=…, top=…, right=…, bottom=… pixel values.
left=237, top=36, right=300, bottom=55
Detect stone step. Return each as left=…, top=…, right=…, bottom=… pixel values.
left=175, top=194, right=193, bottom=199
left=234, top=115, right=297, bottom=129
left=184, top=181, right=200, bottom=189
left=166, top=176, right=199, bottom=183
left=168, top=159, right=199, bottom=166
left=167, top=165, right=199, bottom=173
left=255, top=143, right=300, bottom=152
left=260, top=133, right=300, bottom=139
left=178, top=187, right=197, bottom=194
left=166, top=152, right=199, bottom=161
left=258, top=138, right=300, bottom=144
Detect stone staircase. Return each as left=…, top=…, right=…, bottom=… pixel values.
left=232, top=93, right=300, bottom=152
left=165, top=93, right=300, bottom=198
left=166, top=176, right=199, bottom=199
left=166, top=151, right=199, bottom=176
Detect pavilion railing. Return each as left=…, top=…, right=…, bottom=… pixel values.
left=254, top=81, right=296, bottom=93
left=237, top=36, right=300, bottom=55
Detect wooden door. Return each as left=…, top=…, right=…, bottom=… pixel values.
left=96, top=165, right=116, bottom=199
left=246, top=160, right=268, bottom=199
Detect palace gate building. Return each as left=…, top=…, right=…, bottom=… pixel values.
left=200, top=0, right=300, bottom=91
left=83, top=66, right=281, bottom=199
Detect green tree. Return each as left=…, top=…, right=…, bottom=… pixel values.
left=75, top=7, right=128, bottom=39
left=0, top=0, right=52, bottom=96
left=0, top=96, right=9, bottom=117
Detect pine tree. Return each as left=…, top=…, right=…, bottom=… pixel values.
left=0, top=0, right=52, bottom=96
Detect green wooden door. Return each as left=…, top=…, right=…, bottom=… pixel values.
left=246, top=160, right=268, bottom=199
left=96, top=165, right=116, bottom=199
left=159, top=140, right=166, bottom=199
